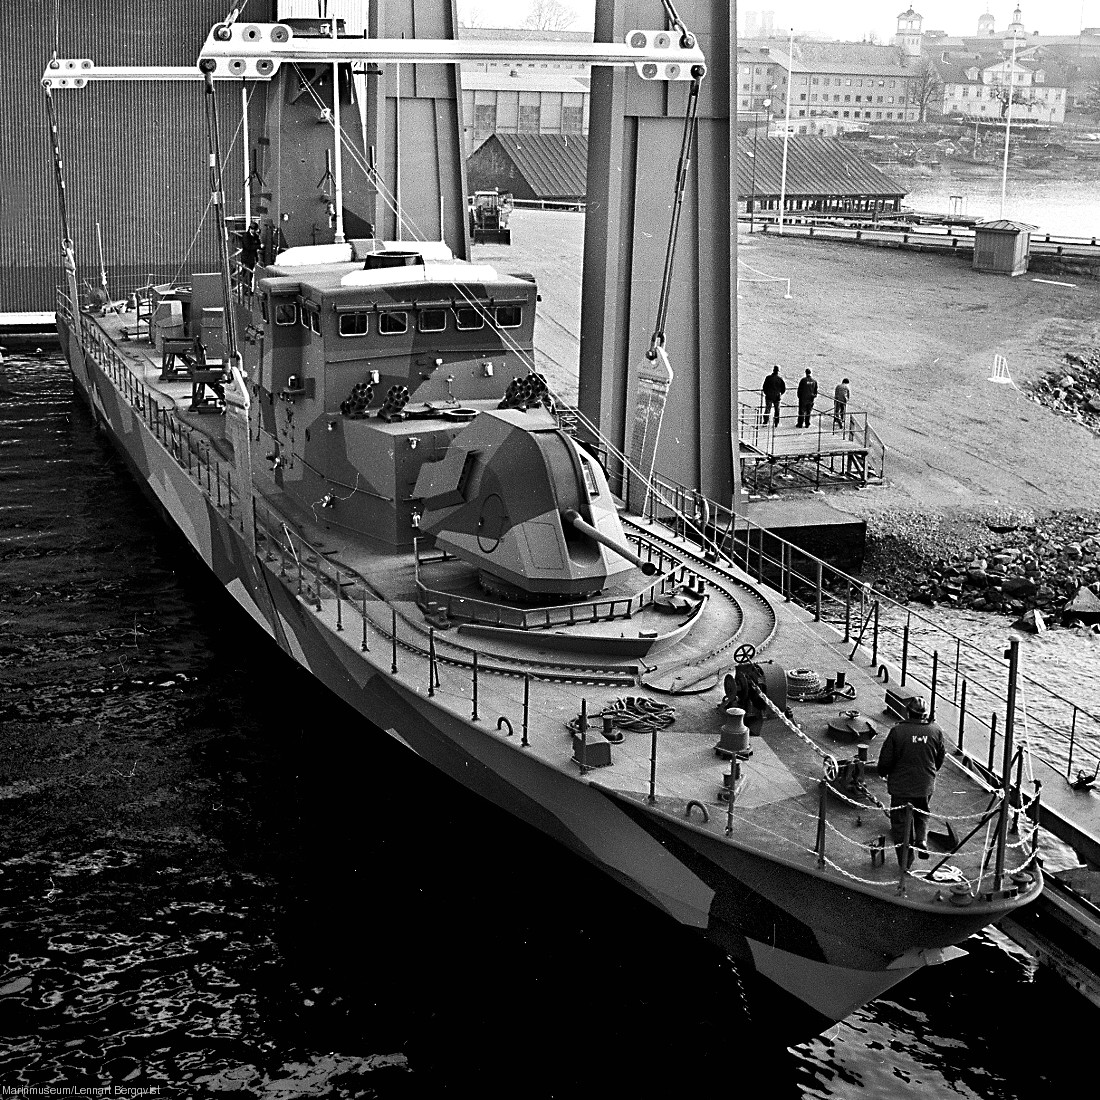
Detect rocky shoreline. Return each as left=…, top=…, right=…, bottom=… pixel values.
left=860, top=508, right=1100, bottom=629
left=1025, top=346, right=1100, bottom=434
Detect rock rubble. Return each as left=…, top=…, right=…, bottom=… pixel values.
left=1025, top=347, right=1100, bottom=431
left=860, top=509, right=1100, bottom=627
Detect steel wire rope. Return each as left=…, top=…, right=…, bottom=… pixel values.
left=300, top=68, right=721, bottom=543
left=170, top=83, right=255, bottom=286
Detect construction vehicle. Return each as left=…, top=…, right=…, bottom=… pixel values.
left=469, top=189, right=513, bottom=245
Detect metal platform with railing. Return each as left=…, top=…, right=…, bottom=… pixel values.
left=737, top=393, right=886, bottom=492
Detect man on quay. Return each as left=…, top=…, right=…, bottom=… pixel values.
left=762, top=364, right=785, bottom=426
left=876, top=697, right=946, bottom=868
left=796, top=368, right=818, bottom=428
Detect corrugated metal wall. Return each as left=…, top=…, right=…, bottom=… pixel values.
left=0, top=0, right=276, bottom=313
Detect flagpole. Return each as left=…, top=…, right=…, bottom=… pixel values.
left=777, top=26, right=794, bottom=235
left=1000, top=33, right=1019, bottom=219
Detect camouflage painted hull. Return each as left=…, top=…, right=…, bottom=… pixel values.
left=58, top=313, right=1030, bottom=1036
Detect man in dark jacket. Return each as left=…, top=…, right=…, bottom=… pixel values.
left=876, top=696, right=946, bottom=867
left=796, top=368, right=818, bottom=427
left=761, top=365, right=785, bottom=426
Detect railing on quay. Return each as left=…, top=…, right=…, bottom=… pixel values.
left=734, top=396, right=888, bottom=490
left=69, top=295, right=1045, bottom=894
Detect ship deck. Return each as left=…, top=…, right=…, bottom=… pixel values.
left=85, top=307, right=1036, bottom=909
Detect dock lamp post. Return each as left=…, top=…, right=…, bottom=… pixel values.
left=748, top=97, right=771, bottom=234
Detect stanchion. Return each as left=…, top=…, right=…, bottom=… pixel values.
left=816, top=780, right=827, bottom=867
left=522, top=673, right=530, bottom=746
left=957, top=680, right=967, bottom=753
left=471, top=652, right=479, bottom=720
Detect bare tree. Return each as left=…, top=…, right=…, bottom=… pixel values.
left=908, top=59, right=943, bottom=122
left=991, top=82, right=1034, bottom=119
left=460, top=5, right=488, bottom=28
left=523, top=1, right=577, bottom=31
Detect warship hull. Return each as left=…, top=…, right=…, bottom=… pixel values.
left=57, top=308, right=1036, bottom=1036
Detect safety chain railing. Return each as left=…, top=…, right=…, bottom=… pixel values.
left=615, top=468, right=1100, bottom=787
left=753, top=677, right=1038, bottom=896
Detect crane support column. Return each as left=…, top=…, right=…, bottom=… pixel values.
left=580, top=0, right=737, bottom=508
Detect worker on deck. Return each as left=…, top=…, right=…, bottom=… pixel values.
left=762, top=365, right=785, bottom=426
left=876, top=697, right=946, bottom=868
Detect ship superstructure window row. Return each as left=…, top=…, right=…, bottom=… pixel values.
left=327, top=303, right=526, bottom=338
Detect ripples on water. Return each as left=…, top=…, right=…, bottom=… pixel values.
left=1, top=353, right=1097, bottom=1096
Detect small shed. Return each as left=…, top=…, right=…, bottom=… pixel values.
left=972, top=219, right=1035, bottom=277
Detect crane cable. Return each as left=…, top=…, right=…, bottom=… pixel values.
left=647, top=2, right=705, bottom=358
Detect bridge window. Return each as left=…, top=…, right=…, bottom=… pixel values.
left=455, top=307, right=486, bottom=331
left=302, top=307, right=321, bottom=335
left=338, top=311, right=369, bottom=336
left=378, top=311, right=408, bottom=335
left=274, top=301, right=296, bottom=326
left=418, top=308, right=447, bottom=333
left=495, top=305, right=522, bottom=328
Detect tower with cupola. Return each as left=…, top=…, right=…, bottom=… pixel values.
left=895, top=7, right=923, bottom=59
left=1003, top=5, right=1025, bottom=50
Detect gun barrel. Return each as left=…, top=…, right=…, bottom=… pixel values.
left=563, top=509, right=658, bottom=575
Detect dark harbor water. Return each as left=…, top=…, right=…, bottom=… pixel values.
left=2, top=351, right=1098, bottom=1097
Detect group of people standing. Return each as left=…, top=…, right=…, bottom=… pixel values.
left=761, top=365, right=850, bottom=429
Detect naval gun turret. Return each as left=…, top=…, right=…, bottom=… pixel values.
left=414, top=407, right=649, bottom=600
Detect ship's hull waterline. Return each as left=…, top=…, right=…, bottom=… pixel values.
left=59, top=314, right=1023, bottom=1034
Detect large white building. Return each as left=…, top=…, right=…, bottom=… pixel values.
left=936, top=53, right=1066, bottom=124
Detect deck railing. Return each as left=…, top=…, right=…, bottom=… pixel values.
left=640, top=468, right=1100, bottom=788
left=68, top=295, right=1045, bottom=895
left=412, top=535, right=684, bottom=629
